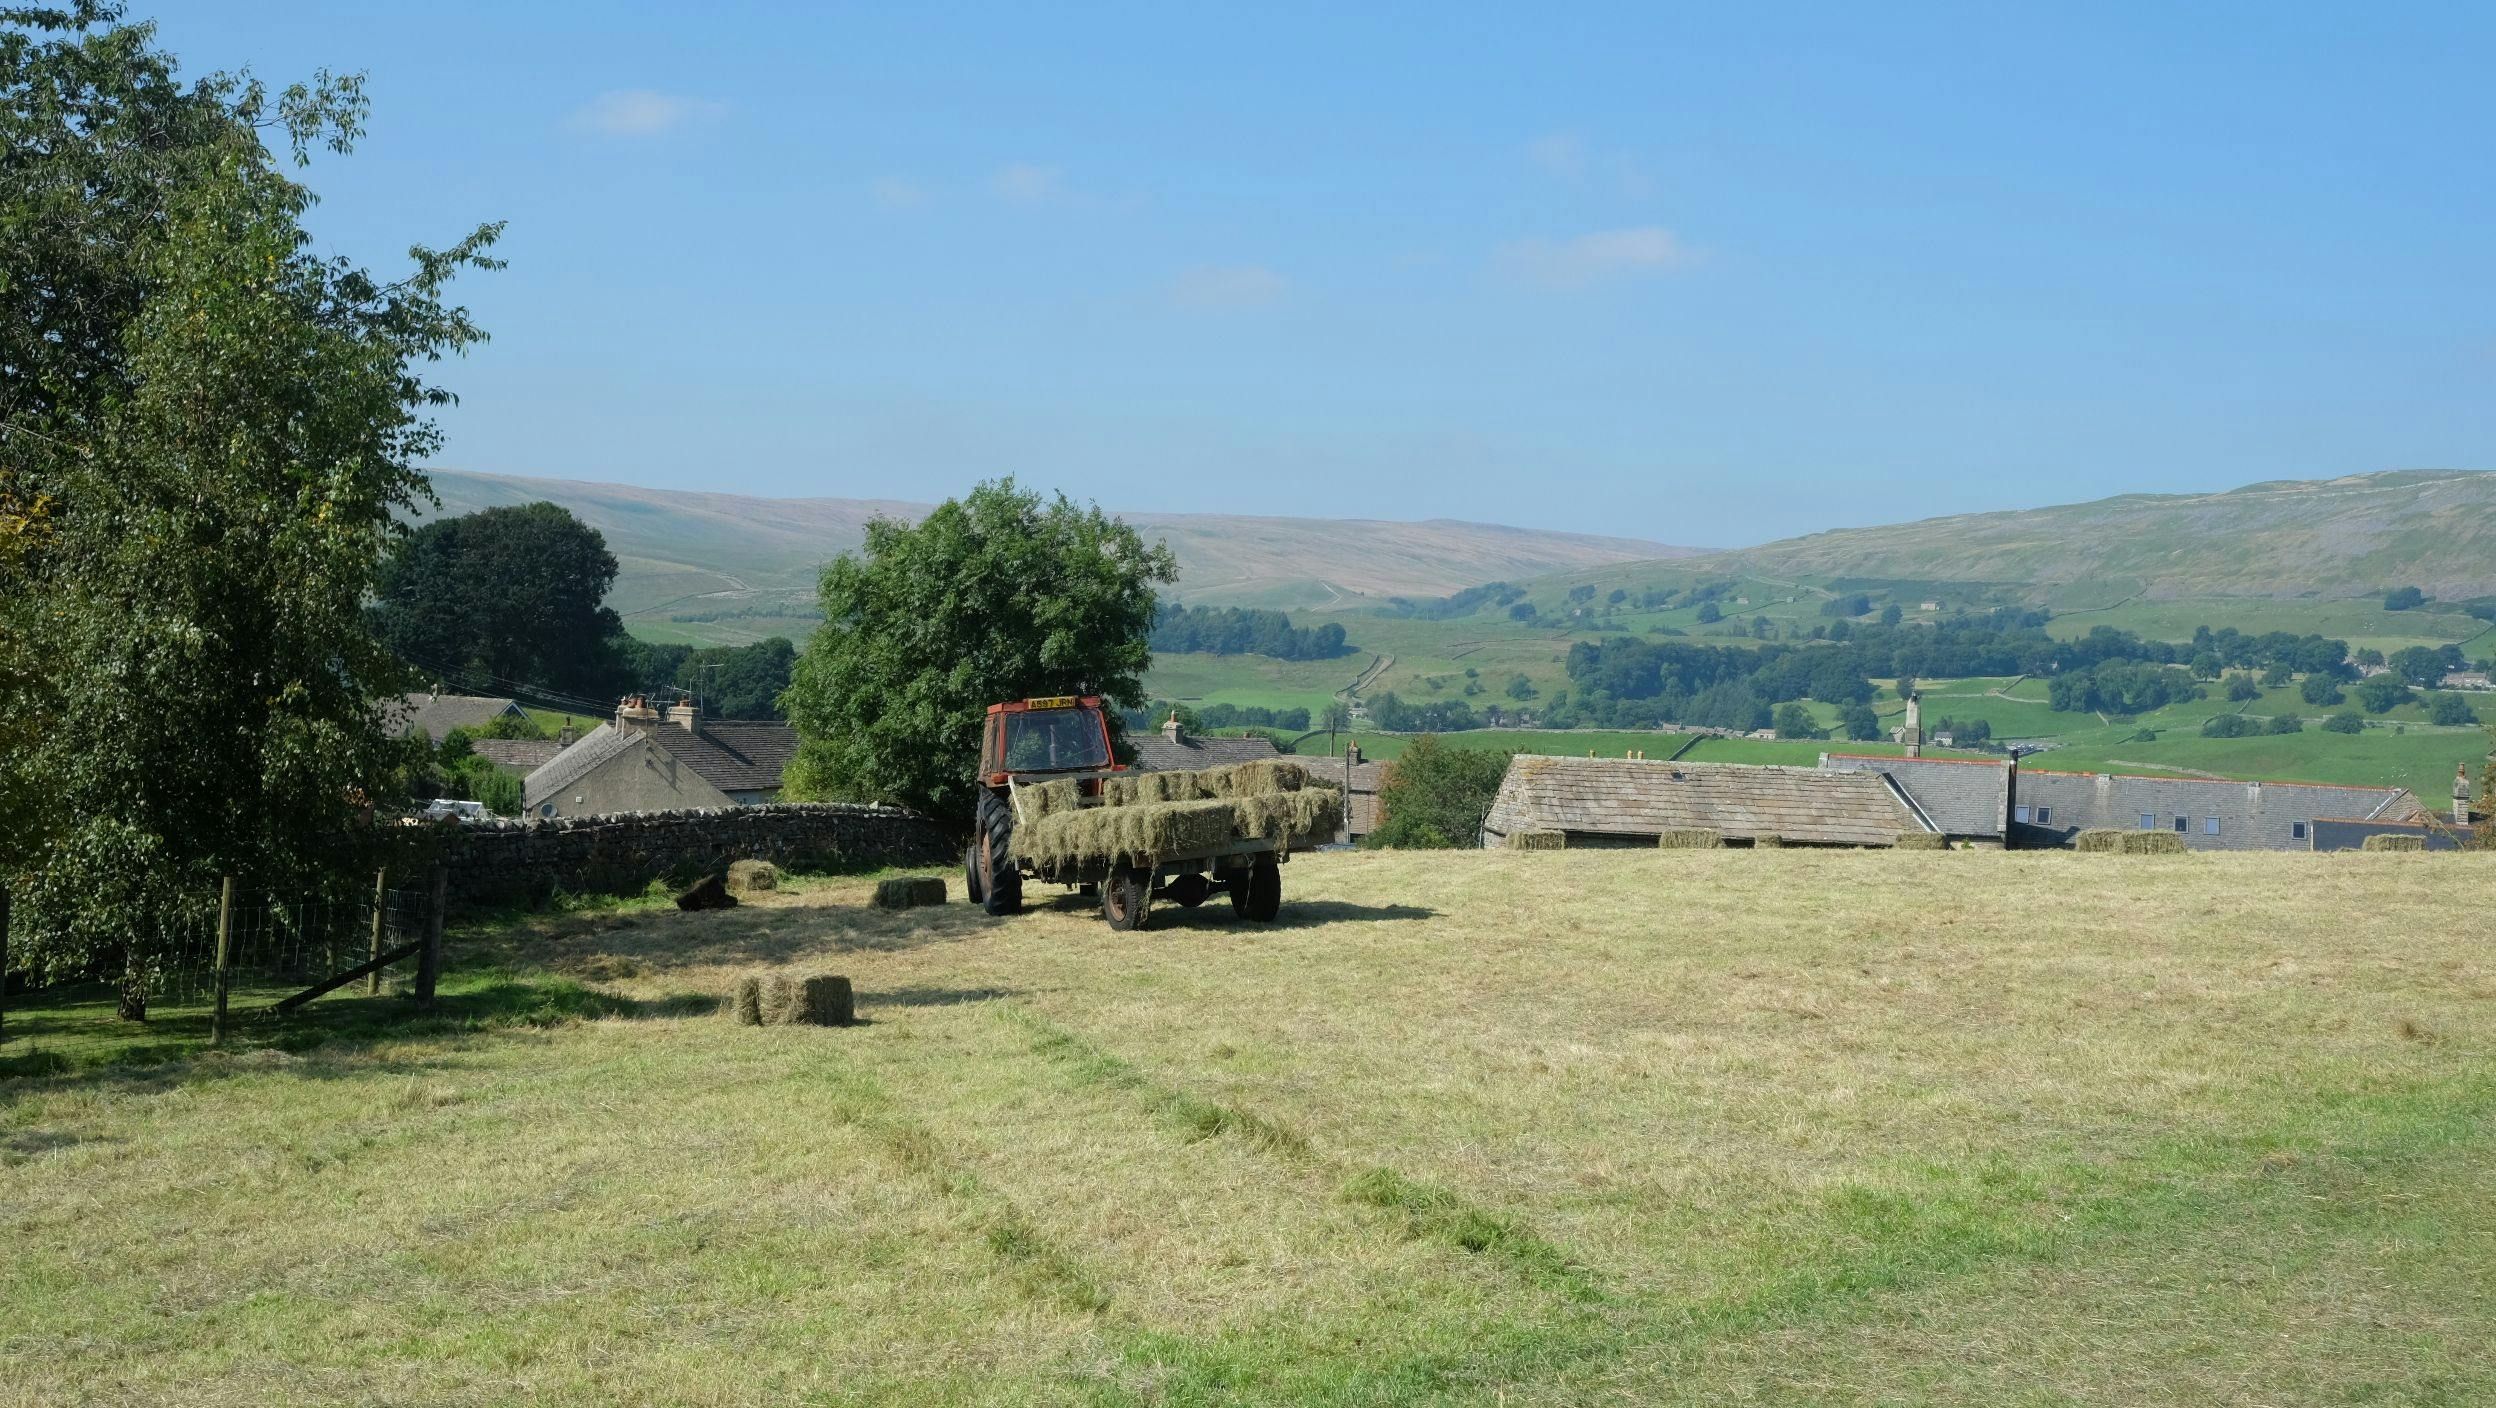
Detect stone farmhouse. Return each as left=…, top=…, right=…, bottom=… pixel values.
left=1481, top=755, right=1936, bottom=848
left=524, top=697, right=795, bottom=819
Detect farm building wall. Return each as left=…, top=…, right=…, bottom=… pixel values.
left=433, top=804, right=954, bottom=907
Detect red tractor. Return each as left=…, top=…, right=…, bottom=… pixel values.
left=964, top=695, right=1288, bottom=928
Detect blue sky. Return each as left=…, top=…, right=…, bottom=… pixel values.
left=162, top=3, right=2495, bottom=548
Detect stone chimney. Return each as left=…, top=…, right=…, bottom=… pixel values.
left=666, top=699, right=700, bottom=732
left=555, top=716, right=579, bottom=748
left=616, top=695, right=659, bottom=728
left=1346, top=741, right=1363, bottom=766
left=1162, top=712, right=1184, bottom=743
left=1903, top=691, right=1923, bottom=759
left=2457, top=763, right=2472, bottom=826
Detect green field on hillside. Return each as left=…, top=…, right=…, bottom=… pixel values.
left=8, top=853, right=2492, bottom=1405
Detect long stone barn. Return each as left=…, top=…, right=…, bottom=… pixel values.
left=1480, top=755, right=1938, bottom=848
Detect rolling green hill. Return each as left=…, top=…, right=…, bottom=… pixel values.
left=1702, top=468, right=2496, bottom=601
left=421, top=470, right=1698, bottom=638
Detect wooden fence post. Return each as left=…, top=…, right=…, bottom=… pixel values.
left=1, top=885, right=12, bottom=1045
left=366, top=868, right=387, bottom=996
left=416, top=865, right=446, bottom=1008
left=210, top=876, right=235, bottom=1046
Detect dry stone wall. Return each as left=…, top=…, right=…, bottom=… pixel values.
left=436, top=804, right=954, bottom=907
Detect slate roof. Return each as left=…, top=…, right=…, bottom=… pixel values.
left=2008, top=768, right=2424, bottom=851
left=1127, top=731, right=1284, bottom=773
left=640, top=719, right=798, bottom=794
left=522, top=725, right=643, bottom=812
left=1303, top=755, right=1385, bottom=838
left=385, top=692, right=522, bottom=741
left=471, top=738, right=564, bottom=774
left=1483, top=756, right=1931, bottom=847
left=1820, top=753, right=2011, bottom=839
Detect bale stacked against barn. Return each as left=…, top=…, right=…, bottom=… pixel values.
left=1507, top=829, right=1565, bottom=850
left=1893, top=831, right=1949, bottom=851
left=1009, top=761, right=1343, bottom=873
left=1656, top=828, right=1721, bottom=850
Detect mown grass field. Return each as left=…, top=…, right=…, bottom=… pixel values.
left=6, top=852, right=2493, bottom=1406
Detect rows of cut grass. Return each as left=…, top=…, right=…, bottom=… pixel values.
left=10, top=853, right=2489, bottom=1404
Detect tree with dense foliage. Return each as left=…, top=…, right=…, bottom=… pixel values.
left=621, top=636, right=797, bottom=719
left=2354, top=674, right=2414, bottom=714
left=2384, top=586, right=2426, bottom=611
left=2322, top=711, right=2366, bottom=734
left=1840, top=702, right=1881, bottom=741
left=1694, top=601, right=1722, bottom=624
left=1, top=4, right=498, bottom=1015
left=1771, top=702, right=1821, bottom=740
left=2225, top=673, right=2261, bottom=702
left=2299, top=674, right=2346, bottom=708
left=2427, top=692, right=2479, bottom=727
left=1368, top=736, right=1511, bottom=848
left=2266, top=712, right=2303, bottom=734
left=2201, top=713, right=2258, bottom=738
left=372, top=502, right=625, bottom=698
left=779, top=480, right=1174, bottom=821
left=2387, top=645, right=2459, bottom=690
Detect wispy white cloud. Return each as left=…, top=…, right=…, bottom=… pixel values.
left=869, top=177, right=928, bottom=210
left=1502, top=227, right=1699, bottom=287
left=1528, top=130, right=1655, bottom=198
left=566, top=89, right=725, bottom=138
left=990, top=162, right=1064, bottom=204
left=1169, top=264, right=1288, bottom=312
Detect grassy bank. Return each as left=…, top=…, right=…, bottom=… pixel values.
left=6, top=852, right=2492, bottom=1404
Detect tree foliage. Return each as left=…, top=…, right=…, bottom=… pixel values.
left=1, top=4, right=498, bottom=1006
left=1148, top=604, right=1351, bottom=660
left=372, top=502, right=624, bottom=698
left=1368, top=736, right=1511, bottom=849
left=620, top=636, right=796, bottom=719
left=779, top=480, right=1175, bottom=821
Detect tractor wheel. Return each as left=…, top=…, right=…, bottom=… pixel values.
left=1102, top=865, right=1151, bottom=931
left=1233, top=855, right=1281, bottom=922
left=975, top=790, right=1022, bottom=916
left=963, top=840, right=986, bottom=905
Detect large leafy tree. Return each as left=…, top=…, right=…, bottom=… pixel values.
left=1, top=3, right=498, bottom=1013
left=372, top=502, right=626, bottom=698
left=1368, top=736, right=1512, bottom=849
left=781, top=480, right=1176, bottom=822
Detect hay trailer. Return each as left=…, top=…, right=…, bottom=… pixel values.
left=964, top=695, right=1295, bottom=930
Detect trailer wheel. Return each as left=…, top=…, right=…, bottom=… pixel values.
left=1102, top=866, right=1151, bottom=931
left=975, top=790, right=1022, bottom=916
left=1231, top=855, right=1281, bottom=922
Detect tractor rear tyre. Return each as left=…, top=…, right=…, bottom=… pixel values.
left=1102, top=865, right=1151, bottom=931
left=1230, top=855, right=1281, bottom=922
left=975, top=790, right=1022, bottom=916
left=963, top=840, right=986, bottom=905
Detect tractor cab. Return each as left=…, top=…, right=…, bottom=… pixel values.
left=979, top=696, right=1120, bottom=785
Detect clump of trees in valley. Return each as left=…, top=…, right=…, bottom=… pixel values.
left=1150, top=605, right=1352, bottom=659
left=1, top=5, right=499, bottom=1015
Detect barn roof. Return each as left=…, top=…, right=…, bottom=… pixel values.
left=1484, top=755, right=1931, bottom=847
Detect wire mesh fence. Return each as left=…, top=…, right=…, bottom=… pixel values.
left=4, top=873, right=443, bottom=1025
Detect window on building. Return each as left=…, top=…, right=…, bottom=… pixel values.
left=2034, top=806, right=2050, bottom=825
left=2204, top=816, right=2221, bottom=835
left=2014, top=805, right=2030, bottom=823
left=2172, top=815, right=2188, bottom=832
left=2139, top=813, right=2156, bottom=829
left=2291, top=821, right=2307, bottom=840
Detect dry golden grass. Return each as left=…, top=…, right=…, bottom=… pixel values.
left=4, top=850, right=2494, bottom=1406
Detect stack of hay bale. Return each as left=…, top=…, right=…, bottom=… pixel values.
left=2361, top=833, right=2426, bottom=852
left=1893, top=832, right=1949, bottom=851
left=2076, top=829, right=2188, bottom=855
left=1009, top=761, right=1343, bottom=875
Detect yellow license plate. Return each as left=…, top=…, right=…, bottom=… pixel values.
left=1024, top=695, right=1077, bottom=710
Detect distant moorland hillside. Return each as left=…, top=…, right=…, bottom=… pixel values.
left=421, top=470, right=1698, bottom=625
left=1702, top=469, right=2496, bottom=601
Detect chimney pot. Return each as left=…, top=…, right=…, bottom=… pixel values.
left=666, top=699, right=700, bottom=732
left=617, top=695, right=659, bottom=727
left=1162, top=712, right=1183, bottom=741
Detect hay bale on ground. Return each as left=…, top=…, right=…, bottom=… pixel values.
left=1656, top=828, right=1720, bottom=850
left=762, top=973, right=854, bottom=1026
left=675, top=872, right=737, bottom=910
left=1894, top=832, right=1948, bottom=851
left=727, top=859, right=780, bottom=893
left=2073, top=829, right=2125, bottom=853
left=724, top=974, right=764, bottom=1025
left=2120, top=830, right=2188, bottom=855
left=872, top=876, right=946, bottom=909
left=2362, top=833, right=2426, bottom=852
left=1752, top=834, right=1787, bottom=849
left=1508, top=829, right=1565, bottom=850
